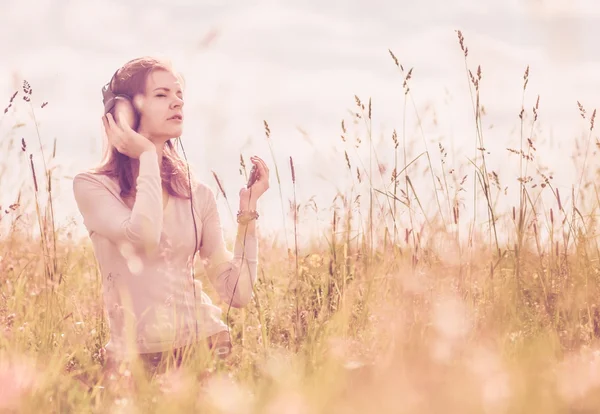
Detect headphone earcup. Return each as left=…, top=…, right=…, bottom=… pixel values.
left=131, top=95, right=143, bottom=131
left=111, top=95, right=139, bottom=130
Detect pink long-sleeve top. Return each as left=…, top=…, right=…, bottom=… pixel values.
left=73, top=150, right=258, bottom=358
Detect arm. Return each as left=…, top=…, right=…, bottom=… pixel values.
left=198, top=185, right=258, bottom=308
left=73, top=150, right=164, bottom=255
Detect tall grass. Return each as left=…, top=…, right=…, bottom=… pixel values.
left=3, top=32, right=600, bottom=413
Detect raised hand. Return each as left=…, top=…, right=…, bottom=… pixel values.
left=102, top=112, right=155, bottom=159
left=113, top=96, right=137, bottom=130
left=239, top=155, right=270, bottom=204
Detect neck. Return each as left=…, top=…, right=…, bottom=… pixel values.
left=154, top=141, right=164, bottom=166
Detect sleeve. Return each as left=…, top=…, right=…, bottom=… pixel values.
left=197, top=184, right=258, bottom=308
left=72, top=150, right=164, bottom=256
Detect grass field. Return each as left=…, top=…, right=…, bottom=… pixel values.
left=3, top=32, right=600, bottom=413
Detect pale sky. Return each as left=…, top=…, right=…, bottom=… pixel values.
left=1, top=0, right=599, bottom=245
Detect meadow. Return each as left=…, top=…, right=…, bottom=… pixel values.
left=3, top=31, right=600, bottom=413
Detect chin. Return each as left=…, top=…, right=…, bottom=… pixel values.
left=164, top=126, right=183, bottom=139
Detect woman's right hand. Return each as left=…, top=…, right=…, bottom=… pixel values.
left=102, top=112, right=155, bottom=159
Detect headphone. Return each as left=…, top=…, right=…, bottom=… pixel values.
left=101, top=67, right=253, bottom=359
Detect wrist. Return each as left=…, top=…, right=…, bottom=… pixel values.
left=137, top=146, right=157, bottom=159
left=239, top=196, right=258, bottom=211
left=237, top=209, right=259, bottom=225
left=138, top=149, right=157, bottom=162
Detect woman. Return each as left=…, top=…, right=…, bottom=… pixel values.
left=72, top=56, right=269, bottom=375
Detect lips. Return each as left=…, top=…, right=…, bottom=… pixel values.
left=168, top=114, right=183, bottom=121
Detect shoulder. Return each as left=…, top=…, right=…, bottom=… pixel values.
left=190, top=180, right=219, bottom=215
left=192, top=180, right=215, bottom=198
left=72, top=169, right=121, bottom=200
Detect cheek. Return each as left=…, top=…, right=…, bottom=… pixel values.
left=140, top=112, right=163, bottom=130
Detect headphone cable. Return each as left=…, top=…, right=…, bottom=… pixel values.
left=178, top=139, right=254, bottom=352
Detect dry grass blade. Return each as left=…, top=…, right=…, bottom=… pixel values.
left=211, top=170, right=227, bottom=200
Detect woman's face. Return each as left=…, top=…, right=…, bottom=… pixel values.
left=134, top=69, right=185, bottom=142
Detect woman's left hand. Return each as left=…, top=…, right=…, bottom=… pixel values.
left=239, top=156, right=270, bottom=205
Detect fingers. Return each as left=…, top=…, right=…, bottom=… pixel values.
left=105, top=113, right=122, bottom=143
left=116, top=111, right=133, bottom=132
left=105, top=112, right=117, bottom=131
left=104, top=113, right=124, bottom=151
left=250, top=156, right=270, bottom=192
left=102, top=114, right=112, bottom=143
left=102, top=113, right=109, bottom=132
left=101, top=115, right=109, bottom=140
left=251, top=156, right=269, bottom=177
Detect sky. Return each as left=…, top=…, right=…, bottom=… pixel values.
left=1, top=0, right=600, bottom=246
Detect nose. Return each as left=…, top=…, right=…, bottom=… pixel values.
left=171, top=96, right=184, bottom=108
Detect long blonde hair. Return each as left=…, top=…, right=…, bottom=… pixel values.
left=93, top=56, right=194, bottom=200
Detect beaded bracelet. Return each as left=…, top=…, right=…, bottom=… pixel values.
left=237, top=210, right=259, bottom=225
